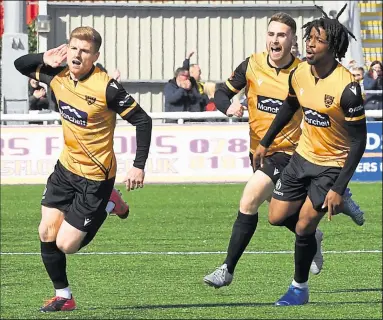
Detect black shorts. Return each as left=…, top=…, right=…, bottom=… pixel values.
left=249, top=152, right=291, bottom=185
left=272, top=152, right=342, bottom=212
left=41, top=161, right=115, bottom=232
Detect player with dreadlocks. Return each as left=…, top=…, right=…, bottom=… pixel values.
left=253, top=4, right=367, bottom=306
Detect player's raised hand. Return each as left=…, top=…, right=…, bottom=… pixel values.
left=123, top=167, right=145, bottom=192
left=323, top=189, right=343, bottom=221
left=252, top=144, right=268, bottom=170
left=226, top=100, right=245, bottom=118
left=43, top=44, right=67, bottom=68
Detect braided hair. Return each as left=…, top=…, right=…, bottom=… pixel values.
left=302, top=4, right=356, bottom=61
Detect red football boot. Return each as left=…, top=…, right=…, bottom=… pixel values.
left=108, top=188, right=130, bottom=219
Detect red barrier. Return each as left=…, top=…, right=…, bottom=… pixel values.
left=0, top=0, right=3, bottom=37
left=0, top=0, right=39, bottom=37
left=26, top=1, right=39, bottom=25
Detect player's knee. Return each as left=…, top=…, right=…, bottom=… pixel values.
left=295, top=219, right=316, bottom=236
left=239, top=195, right=260, bottom=214
left=268, top=210, right=284, bottom=226
left=268, top=215, right=282, bottom=226
left=56, top=240, right=79, bottom=254
left=38, top=222, right=58, bottom=242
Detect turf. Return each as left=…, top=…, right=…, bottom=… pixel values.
left=0, top=183, right=382, bottom=319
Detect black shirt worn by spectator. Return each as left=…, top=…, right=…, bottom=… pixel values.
left=28, top=81, right=50, bottom=111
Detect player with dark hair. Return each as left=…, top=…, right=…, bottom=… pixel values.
left=253, top=4, right=367, bottom=306
left=203, top=11, right=364, bottom=289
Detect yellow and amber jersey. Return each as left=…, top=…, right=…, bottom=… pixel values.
left=290, top=61, right=366, bottom=167
left=219, top=51, right=302, bottom=155
left=33, top=64, right=139, bottom=181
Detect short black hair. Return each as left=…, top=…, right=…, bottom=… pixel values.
left=174, top=67, right=189, bottom=78
left=302, top=4, right=356, bottom=61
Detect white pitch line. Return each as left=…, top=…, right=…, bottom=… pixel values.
left=0, top=250, right=381, bottom=255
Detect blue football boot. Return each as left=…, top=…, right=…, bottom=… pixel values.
left=275, top=285, right=309, bottom=306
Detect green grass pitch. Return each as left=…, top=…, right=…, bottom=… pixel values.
left=1, top=183, right=382, bottom=319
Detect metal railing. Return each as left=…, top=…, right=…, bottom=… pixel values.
left=1, top=91, right=382, bottom=124
left=1, top=109, right=382, bottom=125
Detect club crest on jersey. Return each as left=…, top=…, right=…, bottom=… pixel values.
left=58, top=100, right=88, bottom=127
left=85, top=95, right=96, bottom=105
left=324, top=94, right=334, bottom=108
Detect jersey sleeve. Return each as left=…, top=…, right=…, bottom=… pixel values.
left=225, top=58, right=248, bottom=94
left=340, top=82, right=365, bottom=123
left=214, top=58, right=248, bottom=114
left=288, top=67, right=297, bottom=97
left=331, top=81, right=367, bottom=195
left=106, top=79, right=138, bottom=118
left=14, top=53, right=65, bottom=85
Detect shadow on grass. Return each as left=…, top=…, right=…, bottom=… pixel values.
left=107, top=299, right=381, bottom=311
left=313, top=288, right=382, bottom=294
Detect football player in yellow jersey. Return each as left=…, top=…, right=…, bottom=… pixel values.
left=14, top=27, right=152, bottom=312
left=204, top=12, right=364, bottom=289
left=254, top=5, right=367, bottom=306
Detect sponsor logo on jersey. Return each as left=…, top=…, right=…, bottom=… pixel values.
left=257, top=95, right=283, bottom=114
left=58, top=100, right=88, bottom=127
left=119, top=93, right=132, bottom=107
left=302, top=107, right=331, bottom=128
left=348, top=105, right=364, bottom=114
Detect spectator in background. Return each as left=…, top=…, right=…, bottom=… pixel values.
left=28, top=78, right=50, bottom=111
left=350, top=66, right=365, bottom=95
left=291, top=42, right=302, bottom=60
left=164, top=67, right=206, bottom=122
left=363, top=61, right=382, bottom=118
left=350, top=66, right=365, bottom=83
left=183, top=51, right=205, bottom=96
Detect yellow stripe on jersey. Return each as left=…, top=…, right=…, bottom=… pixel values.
left=345, top=114, right=366, bottom=122
left=120, top=101, right=137, bottom=117
left=225, top=80, right=240, bottom=93
left=36, top=65, right=42, bottom=81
